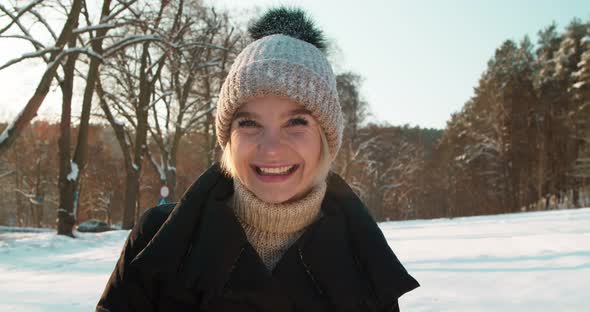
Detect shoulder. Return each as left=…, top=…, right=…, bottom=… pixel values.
left=127, top=203, right=176, bottom=250
left=324, top=171, right=372, bottom=221
left=137, top=203, right=175, bottom=232
left=141, top=203, right=175, bottom=225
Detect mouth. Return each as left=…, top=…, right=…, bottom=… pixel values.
left=251, top=164, right=300, bottom=182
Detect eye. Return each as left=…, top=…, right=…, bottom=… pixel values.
left=287, top=117, right=309, bottom=127
left=237, top=119, right=259, bottom=128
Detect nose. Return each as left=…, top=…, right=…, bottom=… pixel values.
left=258, top=128, right=283, bottom=157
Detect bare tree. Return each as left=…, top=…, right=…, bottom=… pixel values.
left=333, top=72, right=369, bottom=181
left=97, top=0, right=191, bottom=229
left=147, top=4, right=242, bottom=201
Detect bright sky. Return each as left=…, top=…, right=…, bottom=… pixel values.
left=0, top=0, right=589, bottom=129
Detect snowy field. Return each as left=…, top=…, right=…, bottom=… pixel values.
left=1, top=208, right=589, bottom=312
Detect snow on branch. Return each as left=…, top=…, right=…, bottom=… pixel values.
left=148, top=152, right=166, bottom=181
left=45, top=47, right=104, bottom=70
left=0, top=170, right=14, bottom=179
left=14, top=189, right=42, bottom=205
left=67, top=161, right=79, bottom=182
left=0, top=109, right=23, bottom=145
left=179, top=41, right=230, bottom=52
left=104, top=35, right=165, bottom=57
left=57, top=208, right=75, bottom=217
left=573, top=81, right=586, bottom=89
left=73, top=23, right=117, bottom=34
left=0, top=47, right=59, bottom=71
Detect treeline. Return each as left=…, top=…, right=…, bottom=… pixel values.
left=434, top=19, right=590, bottom=217
left=0, top=121, right=211, bottom=227
left=336, top=19, right=590, bottom=220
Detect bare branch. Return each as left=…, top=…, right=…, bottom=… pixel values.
left=0, top=47, right=59, bottom=71
left=29, top=8, right=58, bottom=40
left=104, top=34, right=166, bottom=57
left=0, top=0, right=44, bottom=35
left=101, top=0, right=139, bottom=23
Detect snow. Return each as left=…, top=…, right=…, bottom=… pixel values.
left=72, top=23, right=115, bottom=34
left=394, top=208, right=590, bottom=311
left=0, top=108, right=23, bottom=145
left=66, top=161, right=79, bottom=182
left=0, top=208, right=588, bottom=311
left=0, top=126, right=10, bottom=144
left=113, top=118, right=125, bottom=126
left=157, top=163, right=166, bottom=181
left=572, top=81, right=586, bottom=89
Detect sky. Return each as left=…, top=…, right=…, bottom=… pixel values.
left=0, top=0, right=589, bottom=129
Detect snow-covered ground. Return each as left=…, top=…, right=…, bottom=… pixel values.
left=1, top=208, right=589, bottom=311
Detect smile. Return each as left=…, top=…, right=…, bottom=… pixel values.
left=251, top=164, right=300, bottom=183
left=254, top=164, right=299, bottom=175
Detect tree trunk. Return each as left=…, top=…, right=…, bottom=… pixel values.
left=56, top=34, right=77, bottom=237
left=121, top=43, right=151, bottom=229
left=14, top=146, right=24, bottom=226
left=122, top=168, right=140, bottom=229
left=168, top=167, right=177, bottom=201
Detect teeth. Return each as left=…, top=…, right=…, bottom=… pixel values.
left=259, top=165, right=295, bottom=175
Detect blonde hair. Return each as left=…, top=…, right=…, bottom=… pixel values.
left=220, top=128, right=332, bottom=186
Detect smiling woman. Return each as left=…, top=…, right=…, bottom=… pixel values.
left=222, top=96, right=331, bottom=204
left=97, top=6, right=418, bottom=312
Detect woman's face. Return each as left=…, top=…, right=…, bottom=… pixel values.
left=230, top=96, right=322, bottom=203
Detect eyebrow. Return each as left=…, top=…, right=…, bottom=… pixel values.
left=287, top=108, right=312, bottom=116
left=233, top=108, right=311, bottom=120
left=234, top=111, right=257, bottom=119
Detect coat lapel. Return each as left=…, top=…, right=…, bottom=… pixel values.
left=295, top=204, right=369, bottom=310
left=181, top=175, right=249, bottom=294
left=323, top=171, right=420, bottom=305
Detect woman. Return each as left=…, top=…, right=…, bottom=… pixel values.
left=97, top=7, right=418, bottom=312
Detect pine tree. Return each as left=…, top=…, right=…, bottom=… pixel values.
left=552, top=19, right=588, bottom=200
left=534, top=23, right=562, bottom=202
left=571, top=28, right=590, bottom=198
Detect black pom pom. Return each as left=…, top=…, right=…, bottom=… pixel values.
left=248, top=7, right=327, bottom=52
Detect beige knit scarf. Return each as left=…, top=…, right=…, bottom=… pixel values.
left=228, top=179, right=327, bottom=271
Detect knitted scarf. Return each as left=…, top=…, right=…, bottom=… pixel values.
left=228, top=179, right=327, bottom=271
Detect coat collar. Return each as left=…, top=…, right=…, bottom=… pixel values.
left=128, top=164, right=240, bottom=273
left=129, top=163, right=249, bottom=296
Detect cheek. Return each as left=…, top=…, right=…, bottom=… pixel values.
left=289, top=131, right=321, bottom=164
left=230, top=134, right=256, bottom=166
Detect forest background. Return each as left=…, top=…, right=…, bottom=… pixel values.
left=0, top=0, right=589, bottom=236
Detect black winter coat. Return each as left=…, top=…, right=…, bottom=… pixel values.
left=97, top=164, right=419, bottom=311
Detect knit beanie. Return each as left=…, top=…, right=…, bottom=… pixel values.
left=215, top=7, right=344, bottom=160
